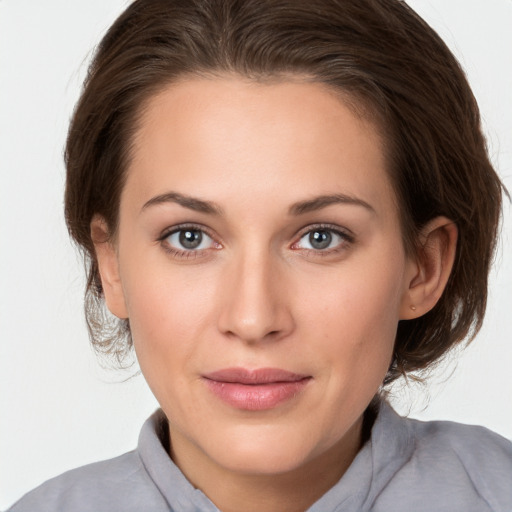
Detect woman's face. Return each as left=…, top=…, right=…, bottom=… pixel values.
left=103, top=77, right=417, bottom=478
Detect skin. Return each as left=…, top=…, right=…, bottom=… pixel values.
left=92, top=77, right=457, bottom=512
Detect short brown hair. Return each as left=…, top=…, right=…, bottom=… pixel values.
left=65, top=0, right=505, bottom=382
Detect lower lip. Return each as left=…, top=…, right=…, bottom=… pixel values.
left=203, top=379, right=310, bottom=411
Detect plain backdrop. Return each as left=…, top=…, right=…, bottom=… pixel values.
left=1, top=0, right=511, bottom=508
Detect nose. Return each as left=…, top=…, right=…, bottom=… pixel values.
left=217, top=249, right=295, bottom=344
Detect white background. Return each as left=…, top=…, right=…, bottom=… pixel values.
left=0, top=0, right=511, bottom=508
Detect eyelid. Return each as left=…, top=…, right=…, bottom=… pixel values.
left=158, top=223, right=217, bottom=242
left=290, top=223, right=355, bottom=253
left=157, top=222, right=354, bottom=259
left=157, top=223, right=222, bottom=258
left=293, top=223, right=355, bottom=243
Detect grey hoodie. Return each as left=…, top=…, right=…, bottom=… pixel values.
left=8, top=401, right=512, bottom=511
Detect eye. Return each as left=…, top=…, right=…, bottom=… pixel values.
left=163, top=227, right=217, bottom=252
left=293, top=227, right=352, bottom=252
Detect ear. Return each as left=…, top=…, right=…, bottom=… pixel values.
left=400, top=217, right=457, bottom=320
left=90, top=215, right=128, bottom=319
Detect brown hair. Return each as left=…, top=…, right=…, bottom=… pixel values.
left=65, top=0, right=505, bottom=382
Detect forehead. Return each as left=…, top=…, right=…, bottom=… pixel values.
left=125, top=77, right=397, bottom=220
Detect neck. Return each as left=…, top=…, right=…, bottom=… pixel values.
left=169, top=415, right=365, bottom=512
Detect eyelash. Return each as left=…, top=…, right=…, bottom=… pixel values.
left=158, top=223, right=220, bottom=260
left=291, top=224, right=355, bottom=257
left=157, top=223, right=354, bottom=260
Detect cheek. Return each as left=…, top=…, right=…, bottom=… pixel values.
left=128, top=278, right=213, bottom=338
left=122, top=266, right=217, bottom=418
left=118, top=248, right=220, bottom=374
left=304, top=265, right=402, bottom=333
left=296, top=247, right=405, bottom=373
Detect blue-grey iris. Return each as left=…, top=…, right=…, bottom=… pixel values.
left=310, top=230, right=332, bottom=249
left=180, top=230, right=202, bottom=249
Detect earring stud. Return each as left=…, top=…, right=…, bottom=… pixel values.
left=410, top=305, right=417, bottom=311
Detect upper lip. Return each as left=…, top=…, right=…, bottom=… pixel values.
left=203, top=367, right=310, bottom=385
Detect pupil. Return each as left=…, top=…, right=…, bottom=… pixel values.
left=310, top=230, right=331, bottom=250
left=179, top=230, right=202, bottom=249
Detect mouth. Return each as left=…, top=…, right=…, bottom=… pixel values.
left=202, top=367, right=312, bottom=411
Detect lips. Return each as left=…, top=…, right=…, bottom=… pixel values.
left=202, top=367, right=311, bottom=411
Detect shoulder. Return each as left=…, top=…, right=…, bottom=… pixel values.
left=374, top=404, right=512, bottom=512
left=410, top=414, right=512, bottom=489
left=7, top=450, right=168, bottom=512
left=410, top=414, right=512, bottom=466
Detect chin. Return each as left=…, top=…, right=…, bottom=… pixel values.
left=202, top=424, right=330, bottom=476
left=218, top=447, right=312, bottom=476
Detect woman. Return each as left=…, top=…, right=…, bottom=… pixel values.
left=7, top=0, right=512, bottom=510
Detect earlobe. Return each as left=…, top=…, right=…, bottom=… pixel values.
left=400, top=217, right=458, bottom=320
left=90, top=215, right=128, bottom=319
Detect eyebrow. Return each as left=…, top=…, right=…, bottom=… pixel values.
left=288, top=194, right=375, bottom=215
left=141, top=191, right=374, bottom=217
left=141, top=192, right=223, bottom=215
